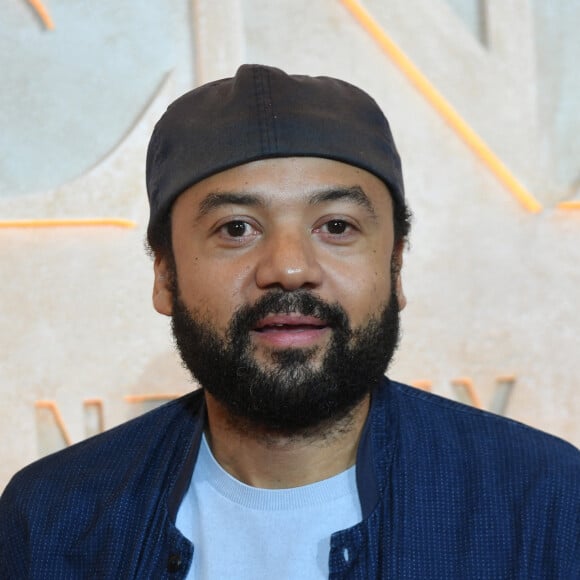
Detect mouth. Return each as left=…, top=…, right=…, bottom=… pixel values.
left=251, top=314, right=330, bottom=348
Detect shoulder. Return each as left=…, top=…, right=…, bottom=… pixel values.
left=0, top=390, right=204, bottom=575
left=373, top=379, right=579, bottom=575
left=396, top=379, right=576, bottom=446
left=376, top=378, right=580, bottom=486
left=0, top=389, right=204, bottom=531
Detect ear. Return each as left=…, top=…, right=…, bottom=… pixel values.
left=392, top=242, right=407, bottom=311
left=152, top=254, right=174, bottom=316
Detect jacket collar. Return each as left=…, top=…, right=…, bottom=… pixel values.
left=167, top=377, right=396, bottom=522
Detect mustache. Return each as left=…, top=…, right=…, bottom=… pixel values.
left=228, top=290, right=351, bottom=338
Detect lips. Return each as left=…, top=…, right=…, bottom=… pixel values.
left=254, top=314, right=327, bottom=332
left=252, top=314, right=329, bottom=348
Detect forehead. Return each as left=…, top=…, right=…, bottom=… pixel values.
left=173, top=157, right=394, bottom=213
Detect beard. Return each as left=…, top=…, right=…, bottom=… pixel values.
left=171, top=287, right=401, bottom=436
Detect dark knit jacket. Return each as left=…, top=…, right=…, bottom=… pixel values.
left=1, top=378, right=578, bottom=578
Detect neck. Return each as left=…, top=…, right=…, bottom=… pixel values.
left=203, top=392, right=370, bottom=489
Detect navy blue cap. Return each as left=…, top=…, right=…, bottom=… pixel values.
left=146, top=64, right=404, bottom=239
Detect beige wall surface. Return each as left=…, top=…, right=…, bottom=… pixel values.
left=1, top=0, right=579, bottom=491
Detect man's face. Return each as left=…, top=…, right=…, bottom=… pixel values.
left=153, top=157, right=405, bottom=433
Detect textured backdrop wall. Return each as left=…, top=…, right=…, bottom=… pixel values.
left=1, top=0, right=578, bottom=491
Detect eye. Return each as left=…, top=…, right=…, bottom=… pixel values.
left=224, top=220, right=250, bottom=237
left=323, top=219, right=350, bottom=235
left=216, top=219, right=260, bottom=244
left=313, top=217, right=359, bottom=244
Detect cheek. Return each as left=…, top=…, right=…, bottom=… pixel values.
left=179, top=259, right=254, bottom=325
left=368, top=245, right=395, bottom=297
left=229, top=264, right=255, bottom=297
left=331, top=261, right=392, bottom=326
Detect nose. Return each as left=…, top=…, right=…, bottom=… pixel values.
left=255, top=229, right=323, bottom=291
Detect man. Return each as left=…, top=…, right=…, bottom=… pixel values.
left=0, top=64, right=578, bottom=578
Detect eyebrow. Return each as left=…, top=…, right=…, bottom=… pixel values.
left=197, top=192, right=266, bottom=218
left=309, top=186, right=378, bottom=220
left=196, top=186, right=378, bottom=219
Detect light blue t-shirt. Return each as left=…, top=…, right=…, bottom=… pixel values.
left=176, top=434, right=362, bottom=579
